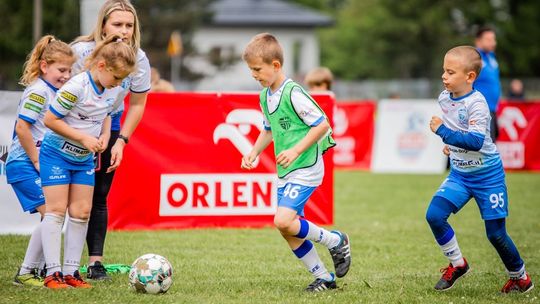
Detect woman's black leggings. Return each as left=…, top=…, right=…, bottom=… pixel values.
left=86, top=131, right=119, bottom=257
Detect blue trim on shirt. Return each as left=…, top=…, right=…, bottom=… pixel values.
left=49, top=105, right=65, bottom=118
left=435, top=124, right=485, bottom=151
left=86, top=71, right=104, bottom=95
left=450, top=89, right=476, bottom=101
left=18, top=114, right=36, bottom=124
left=310, top=116, right=324, bottom=127
left=39, top=77, right=59, bottom=92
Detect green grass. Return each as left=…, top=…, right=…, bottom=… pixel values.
left=2, top=172, right=539, bottom=303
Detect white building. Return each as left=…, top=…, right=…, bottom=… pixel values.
left=189, top=0, right=333, bottom=91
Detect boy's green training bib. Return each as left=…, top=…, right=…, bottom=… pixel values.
left=260, top=81, right=335, bottom=178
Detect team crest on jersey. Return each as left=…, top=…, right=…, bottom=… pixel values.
left=121, top=78, right=131, bottom=90
left=279, top=117, right=291, bottom=130
left=457, top=108, right=468, bottom=126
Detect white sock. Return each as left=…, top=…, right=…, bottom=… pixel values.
left=19, top=224, right=43, bottom=275
left=507, top=264, right=527, bottom=280
left=63, top=217, right=89, bottom=275
left=293, top=240, right=333, bottom=281
left=41, top=213, right=64, bottom=276
left=296, top=219, right=341, bottom=249
left=440, top=235, right=465, bottom=267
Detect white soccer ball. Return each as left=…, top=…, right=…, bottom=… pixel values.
left=128, top=253, right=173, bottom=294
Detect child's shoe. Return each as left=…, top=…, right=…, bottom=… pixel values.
left=434, top=258, right=470, bottom=291
left=501, top=272, right=534, bottom=293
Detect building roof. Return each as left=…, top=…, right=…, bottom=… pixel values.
left=209, top=0, right=333, bottom=27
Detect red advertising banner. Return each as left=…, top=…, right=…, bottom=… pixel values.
left=108, top=92, right=335, bottom=230
left=496, top=100, right=540, bottom=170
left=333, top=101, right=376, bottom=170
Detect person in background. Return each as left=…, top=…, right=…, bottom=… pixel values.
left=150, top=67, right=175, bottom=92
left=508, top=79, right=525, bottom=101
left=304, top=66, right=333, bottom=92
left=474, top=26, right=501, bottom=140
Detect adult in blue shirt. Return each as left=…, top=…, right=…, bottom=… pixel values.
left=474, top=27, right=501, bottom=140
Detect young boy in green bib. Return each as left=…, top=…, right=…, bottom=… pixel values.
left=241, top=33, right=351, bottom=292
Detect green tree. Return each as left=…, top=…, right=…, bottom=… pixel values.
left=294, top=0, right=540, bottom=79
left=131, top=0, right=214, bottom=81
left=0, top=0, right=79, bottom=90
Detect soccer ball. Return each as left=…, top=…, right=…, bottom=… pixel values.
left=128, top=253, right=173, bottom=294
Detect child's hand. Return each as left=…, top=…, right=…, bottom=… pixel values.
left=430, top=116, right=443, bottom=133
left=241, top=153, right=257, bottom=170
left=81, top=136, right=102, bottom=153
left=443, top=145, right=450, bottom=156
left=97, top=134, right=109, bottom=153
left=276, top=149, right=299, bottom=169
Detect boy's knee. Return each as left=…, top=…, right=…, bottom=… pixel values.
left=486, top=228, right=506, bottom=245
left=273, top=217, right=293, bottom=232
left=425, top=208, right=441, bottom=226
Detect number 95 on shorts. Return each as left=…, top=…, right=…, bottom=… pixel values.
left=277, top=183, right=317, bottom=217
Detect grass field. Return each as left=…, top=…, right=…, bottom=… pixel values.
left=2, top=171, right=539, bottom=303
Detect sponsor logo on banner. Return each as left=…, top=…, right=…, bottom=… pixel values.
left=160, top=174, right=277, bottom=216
left=497, top=141, right=524, bottom=168
left=497, top=106, right=528, bottom=169
left=498, top=106, right=527, bottom=141
left=397, top=112, right=427, bottom=159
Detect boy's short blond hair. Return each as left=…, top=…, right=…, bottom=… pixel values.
left=242, top=33, right=284, bottom=65
left=304, top=67, right=334, bottom=90
left=446, top=46, right=482, bottom=76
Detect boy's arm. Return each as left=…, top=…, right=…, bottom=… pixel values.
left=276, top=118, right=330, bottom=169
left=241, top=129, right=273, bottom=170
left=430, top=110, right=485, bottom=152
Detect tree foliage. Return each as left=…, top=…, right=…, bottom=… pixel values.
left=131, top=0, right=214, bottom=81
left=0, top=0, right=79, bottom=89
left=293, top=0, right=540, bottom=79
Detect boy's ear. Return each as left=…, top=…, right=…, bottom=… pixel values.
left=467, top=71, right=477, bottom=83
left=272, top=60, right=281, bottom=69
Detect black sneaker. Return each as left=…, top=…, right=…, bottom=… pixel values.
left=305, top=274, right=337, bottom=292
left=329, top=231, right=351, bottom=278
left=87, top=261, right=111, bottom=281
left=434, top=258, right=470, bottom=291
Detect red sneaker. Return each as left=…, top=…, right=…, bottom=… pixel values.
left=434, top=258, right=470, bottom=291
left=44, top=271, right=71, bottom=289
left=64, top=271, right=92, bottom=289
left=501, top=273, right=534, bottom=293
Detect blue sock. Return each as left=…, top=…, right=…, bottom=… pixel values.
left=485, top=218, right=525, bottom=278
left=292, top=240, right=332, bottom=280
left=426, top=196, right=465, bottom=266
left=425, top=196, right=457, bottom=243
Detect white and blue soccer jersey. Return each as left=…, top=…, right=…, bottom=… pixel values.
left=41, top=71, right=122, bottom=164
left=7, top=78, right=56, bottom=164
left=71, top=41, right=151, bottom=131
left=6, top=78, right=57, bottom=183
left=435, top=89, right=507, bottom=220
left=262, top=79, right=326, bottom=188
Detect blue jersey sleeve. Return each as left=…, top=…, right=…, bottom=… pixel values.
left=435, top=124, right=485, bottom=151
